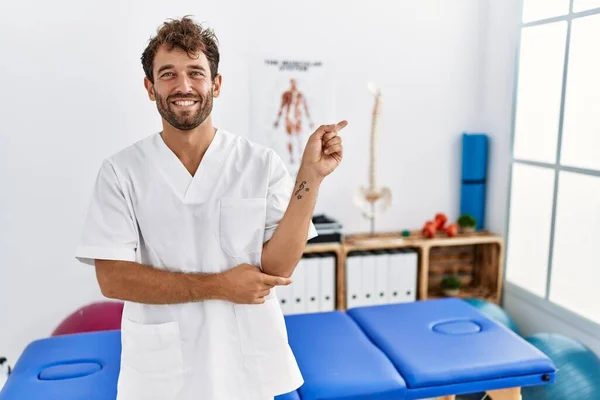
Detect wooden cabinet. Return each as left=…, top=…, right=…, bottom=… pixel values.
left=303, top=230, right=504, bottom=310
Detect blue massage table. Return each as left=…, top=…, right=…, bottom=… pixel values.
left=0, top=299, right=556, bottom=399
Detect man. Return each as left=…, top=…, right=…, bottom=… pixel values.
left=75, top=16, right=346, bottom=400
left=274, top=78, right=314, bottom=165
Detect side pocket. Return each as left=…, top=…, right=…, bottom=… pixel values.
left=117, top=319, right=185, bottom=399
left=219, top=197, right=266, bottom=258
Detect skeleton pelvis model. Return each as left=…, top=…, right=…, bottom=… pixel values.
left=354, top=83, right=392, bottom=222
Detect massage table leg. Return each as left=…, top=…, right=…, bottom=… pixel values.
left=486, top=387, right=521, bottom=400
left=435, top=386, right=521, bottom=400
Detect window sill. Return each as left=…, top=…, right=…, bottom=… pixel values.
left=503, top=281, right=600, bottom=338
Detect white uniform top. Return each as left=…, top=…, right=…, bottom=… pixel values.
left=75, top=129, right=318, bottom=400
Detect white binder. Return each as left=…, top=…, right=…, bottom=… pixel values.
left=319, top=253, right=336, bottom=312
left=401, top=249, right=418, bottom=302
left=291, top=256, right=307, bottom=314
left=346, top=251, right=363, bottom=309
left=305, top=254, right=321, bottom=313
left=361, top=251, right=377, bottom=307
left=388, top=248, right=418, bottom=303
left=373, top=250, right=390, bottom=305
left=388, top=248, right=404, bottom=304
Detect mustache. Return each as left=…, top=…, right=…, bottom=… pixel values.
left=167, top=94, right=202, bottom=102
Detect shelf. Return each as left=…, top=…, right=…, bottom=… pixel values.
left=344, top=232, right=409, bottom=250
left=302, top=230, right=504, bottom=310
left=344, top=230, right=502, bottom=248
left=304, top=242, right=342, bottom=254
left=424, top=238, right=503, bottom=304
left=404, top=230, right=503, bottom=247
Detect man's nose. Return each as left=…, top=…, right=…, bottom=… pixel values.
left=174, top=75, right=194, bottom=93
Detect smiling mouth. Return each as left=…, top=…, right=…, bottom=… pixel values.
left=171, top=100, right=199, bottom=108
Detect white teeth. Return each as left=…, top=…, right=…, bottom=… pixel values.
left=174, top=101, right=196, bottom=106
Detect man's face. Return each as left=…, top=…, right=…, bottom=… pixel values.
left=145, top=45, right=221, bottom=131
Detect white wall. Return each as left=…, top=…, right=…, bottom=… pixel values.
left=237, top=0, right=487, bottom=233
left=481, top=0, right=600, bottom=355
left=0, top=0, right=486, bottom=364
left=479, top=0, right=520, bottom=238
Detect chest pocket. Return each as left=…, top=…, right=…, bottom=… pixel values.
left=219, top=197, right=267, bottom=259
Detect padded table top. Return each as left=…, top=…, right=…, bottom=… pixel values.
left=347, top=299, right=556, bottom=398
left=285, top=311, right=407, bottom=400
left=0, top=330, right=121, bottom=400
left=1, top=300, right=557, bottom=400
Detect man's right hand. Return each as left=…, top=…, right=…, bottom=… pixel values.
left=219, top=264, right=292, bottom=304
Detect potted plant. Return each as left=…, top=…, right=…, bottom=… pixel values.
left=440, top=275, right=462, bottom=297
left=457, top=214, right=477, bottom=233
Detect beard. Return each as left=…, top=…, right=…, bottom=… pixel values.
left=155, top=89, right=213, bottom=131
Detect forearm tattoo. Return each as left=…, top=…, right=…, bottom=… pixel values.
left=294, top=180, right=310, bottom=200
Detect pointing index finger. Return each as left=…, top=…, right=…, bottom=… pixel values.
left=335, top=120, right=348, bottom=131
left=315, top=120, right=348, bottom=139
left=325, top=120, right=348, bottom=133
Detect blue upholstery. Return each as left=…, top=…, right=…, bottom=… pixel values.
left=0, top=328, right=301, bottom=400
left=347, top=298, right=557, bottom=398
left=285, top=311, right=406, bottom=399
left=0, top=300, right=556, bottom=400
left=275, top=390, right=301, bottom=400
left=0, top=330, right=121, bottom=400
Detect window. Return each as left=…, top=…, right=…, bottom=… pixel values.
left=521, top=0, right=569, bottom=23
left=507, top=1, right=600, bottom=325
left=561, top=13, right=600, bottom=171
left=513, top=22, right=567, bottom=164
left=506, top=164, right=554, bottom=298
left=549, top=171, right=600, bottom=323
left=573, top=0, right=600, bottom=12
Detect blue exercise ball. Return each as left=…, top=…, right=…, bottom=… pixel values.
left=462, top=298, right=520, bottom=335
left=523, top=333, right=600, bottom=400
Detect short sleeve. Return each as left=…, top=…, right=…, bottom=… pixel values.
left=264, top=151, right=318, bottom=243
left=75, top=160, right=138, bottom=266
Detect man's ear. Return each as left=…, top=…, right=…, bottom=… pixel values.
left=144, top=77, right=156, bottom=101
left=212, top=74, right=223, bottom=98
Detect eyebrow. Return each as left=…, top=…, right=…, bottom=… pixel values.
left=156, top=64, right=207, bottom=75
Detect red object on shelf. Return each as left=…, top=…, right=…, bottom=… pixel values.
left=421, top=212, right=460, bottom=238
left=445, top=223, right=459, bottom=237
left=51, top=301, right=124, bottom=336
left=422, top=221, right=436, bottom=238
left=434, top=213, right=448, bottom=229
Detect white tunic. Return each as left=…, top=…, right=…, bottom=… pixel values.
left=75, top=129, right=317, bottom=400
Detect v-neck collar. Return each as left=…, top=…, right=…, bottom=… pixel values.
left=150, top=129, right=235, bottom=203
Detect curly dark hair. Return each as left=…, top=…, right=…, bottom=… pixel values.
left=141, top=16, right=220, bottom=84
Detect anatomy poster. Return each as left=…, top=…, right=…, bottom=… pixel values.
left=249, top=57, right=335, bottom=176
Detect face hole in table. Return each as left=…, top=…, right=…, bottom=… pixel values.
left=432, top=320, right=482, bottom=335
left=38, top=362, right=103, bottom=380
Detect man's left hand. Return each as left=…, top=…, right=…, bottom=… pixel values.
left=300, top=120, right=347, bottom=180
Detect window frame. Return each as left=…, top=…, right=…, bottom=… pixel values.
left=505, top=0, right=600, bottom=331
